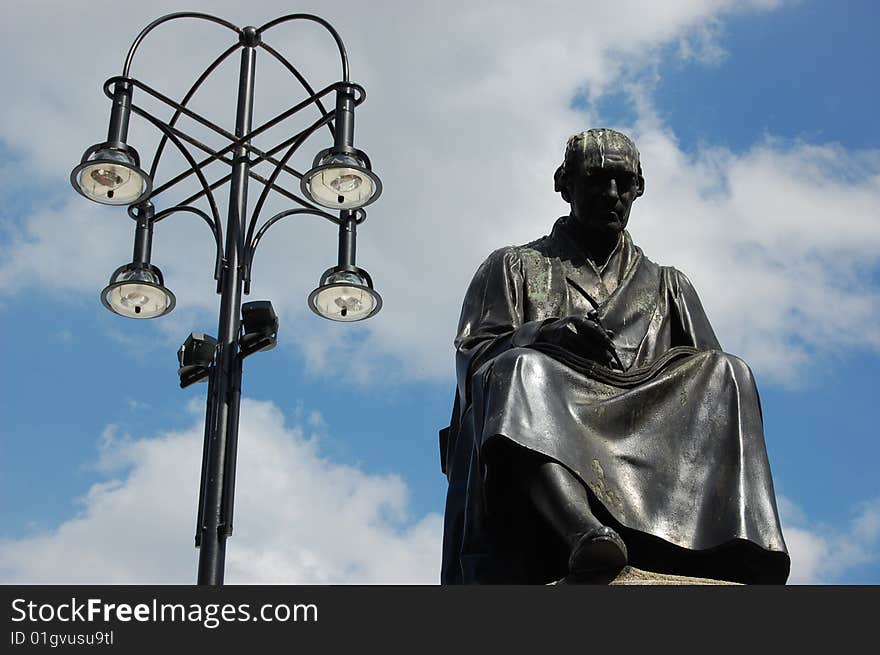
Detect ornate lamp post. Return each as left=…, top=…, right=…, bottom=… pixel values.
left=70, top=12, right=383, bottom=585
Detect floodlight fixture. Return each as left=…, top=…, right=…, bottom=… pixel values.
left=178, top=332, right=218, bottom=388
left=239, top=300, right=278, bottom=357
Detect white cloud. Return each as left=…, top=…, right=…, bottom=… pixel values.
left=779, top=495, right=880, bottom=584
left=125, top=397, right=151, bottom=412
left=2, top=0, right=876, bottom=390
left=0, top=398, right=442, bottom=584
left=677, top=17, right=728, bottom=65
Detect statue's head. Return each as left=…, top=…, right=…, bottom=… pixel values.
left=554, top=128, right=645, bottom=234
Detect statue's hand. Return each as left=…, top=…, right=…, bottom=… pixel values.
left=536, top=315, right=619, bottom=367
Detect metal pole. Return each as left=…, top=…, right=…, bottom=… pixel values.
left=132, top=204, right=154, bottom=265
left=107, top=81, right=133, bottom=147
left=194, top=361, right=216, bottom=549
left=337, top=210, right=357, bottom=270
left=197, top=28, right=258, bottom=585
left=333, top=84, right=356, bottom=151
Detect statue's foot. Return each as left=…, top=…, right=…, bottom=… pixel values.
left=564, top=526, right=628, bottom=583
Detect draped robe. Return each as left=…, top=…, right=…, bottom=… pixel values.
left=440, top=218, right=790, bottom=584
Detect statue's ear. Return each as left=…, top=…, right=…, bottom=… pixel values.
left=635, top=163, right=645, bottom=198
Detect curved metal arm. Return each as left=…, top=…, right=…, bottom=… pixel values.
left=152, top=206, right=224, bottom=281
left=244, top=208, right=338, bottom=294
left=105, top=76, right=239, bottom=145
left=129, top=106, right=223, bottom=235
left=258, top=42, right=335, bottom=139
left=257, top=14, right=349, bottom=82
left=104, top=76, right=363, bottom=168
left=149, top=43, right=240, bottom=180
left=151, top=42, right=338, bottom=176
left=123, top=12, right=240, bottom=77
left=246, top=112, right=340, bottom=247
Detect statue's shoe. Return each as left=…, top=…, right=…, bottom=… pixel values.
left=565, top=526, right=628, bottom=582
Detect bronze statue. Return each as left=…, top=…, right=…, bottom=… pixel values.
left=439, top=129, right=790, bottom=584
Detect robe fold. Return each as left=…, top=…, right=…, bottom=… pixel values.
left=440, top=218, right=790, bottom=584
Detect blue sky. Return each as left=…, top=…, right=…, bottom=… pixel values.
left=0, top=0, right=878, bottom=584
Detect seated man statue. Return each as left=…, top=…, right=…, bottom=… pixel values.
left=439, top=128, right=790, bottom=584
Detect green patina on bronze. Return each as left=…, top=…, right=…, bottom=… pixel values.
left=589, top=458, right=625, bottom=515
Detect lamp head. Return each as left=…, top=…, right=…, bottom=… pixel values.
left=301, top=148, right=381, bottom=210
left=101, top=262, right=175, bottom=319
left=71, top=142, right=152, bottom=206
left=308, top=266, right=382, bottom=322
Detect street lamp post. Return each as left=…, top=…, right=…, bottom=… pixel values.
left=70, top=12, right=383, bottom=585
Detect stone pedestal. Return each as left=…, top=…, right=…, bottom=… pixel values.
left=609, top=566, right=741, bottom=585
left=553, top=566, right=742, bottom=585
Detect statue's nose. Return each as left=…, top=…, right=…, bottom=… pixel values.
left=604, top=178, right=619, bottom=199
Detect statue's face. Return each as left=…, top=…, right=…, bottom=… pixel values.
left=566, top=146, right=642, bottom=235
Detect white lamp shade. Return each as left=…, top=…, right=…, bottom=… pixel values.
left=302, top=153, right=380, bottom=210
left=102, top=265, right=175, bottom=319
left=74, top=148, right=150, bottom=206
left=308, top=270, right=381, bottom=322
